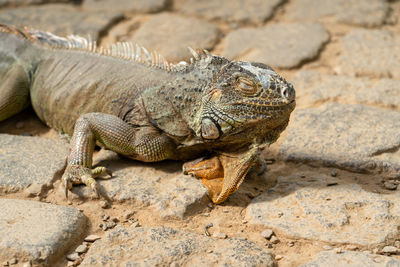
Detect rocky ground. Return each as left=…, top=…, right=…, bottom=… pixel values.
left=0, top=0, right=400, bottom=266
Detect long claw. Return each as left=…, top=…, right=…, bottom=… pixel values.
left=62, top=165, right=105, bottom=199
left=64, top=179, right=69, bottom=199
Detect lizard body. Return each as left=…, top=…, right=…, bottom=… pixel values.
left=0, top=24, right=295, bottom=203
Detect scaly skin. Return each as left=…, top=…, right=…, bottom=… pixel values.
left=0, top=24, right=296, bottom=203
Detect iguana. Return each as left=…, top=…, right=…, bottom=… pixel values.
left=0, top=24, right=295, bottom=204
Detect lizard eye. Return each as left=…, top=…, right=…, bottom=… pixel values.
left=236, top=77, right=259, bottom=96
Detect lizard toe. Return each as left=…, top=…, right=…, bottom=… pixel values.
left=61, top=165, right=101, bottom=199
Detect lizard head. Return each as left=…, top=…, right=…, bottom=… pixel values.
left=199, top=60, right=296, bottom=146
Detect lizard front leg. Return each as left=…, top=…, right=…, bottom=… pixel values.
left=62, top=112, right=176, bottom=197
left=183, top=146, right=259, bottom=204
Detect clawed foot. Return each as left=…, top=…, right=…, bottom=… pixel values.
left=62, top=165, right=112, bottom=199
left=183, top=147, right=259, bottom=204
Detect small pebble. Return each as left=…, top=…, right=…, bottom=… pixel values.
left=22, top=261, right=32, bottom=267
left=275, top=255, right=283, bottom=260
left=75, top=244, right=88, bottom=254
left=111, top=217, right=119, bottom=223
left=108, top=222, right=117, bottom=230
left=277, top=212, right=283, bottom=217
left=124, top=211, right=135, bottom=221
left=200, top=212, right=210, bottom=217
left=326, top=181, right=338, bottom=186
left=84, top=235, right=101, bottom=242
left=330, top=170, right=337, bottom=177
left=261, top=229, right=274, bottom=240
left=66, top=252, right=80, bottom=261
left=99, top=200, right=109, bottom=209
left=345, top=245, right=358, bottom=251
left=102, top=214, right=110, bottom=221
left=381, top=246, right=398, bottom=254
left=67, top=261, right=75, bottom=267
left=373, top=258, right=382, bottom=263
left=270, top=236, right=280, bottom=244
left=222, top=209, right=229, bottom=213
left=300, top=174, right=306, bottom=178
left=241, top=220, right=248, bottom=224
left=289, top=241, right=295, bottom=247
left=8, top=259, right=17, bottom=265
left=334, top=248, right=343, bottom=254
left=204, top=223, right=213, bottom=236
left=131, top=221, right=140, bottom=228
left=384, top=181, right=397, bottom=190
left=323, top=245, right=332, bottom=250
left=212, top=232, right=227, bottom=239
left=2, top=261, right=8, bottom=267
left=394, top=240, right=400, bottom=248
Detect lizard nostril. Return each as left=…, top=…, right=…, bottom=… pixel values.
left=281, top=87, right=289, bottom=99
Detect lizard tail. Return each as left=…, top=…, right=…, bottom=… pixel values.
left=0, top=23, right=89, bottom=49
left=0, top=23, right=35, bottom=42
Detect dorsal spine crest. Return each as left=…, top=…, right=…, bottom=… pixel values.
left=0, top=24, right=214, bottom=73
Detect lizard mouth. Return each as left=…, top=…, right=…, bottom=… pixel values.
left=230, top=99, right=296, bottom=114
left=232, top=99, right=295, bottom=108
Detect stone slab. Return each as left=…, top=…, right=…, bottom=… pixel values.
left=73, top=150, right=208, bottom=219
left=246, top=173, right=400, bottom=245
left=81, top=226, right=276, bottom=266
left=0, top=4, right=123, bottom=38
left=223, top=23, right=329, bottom=68
left=0, top=199, right=86, bottom=265
left=181, top=0, right=283, bottom=23
left=335, top=29, right=400, bottom=80
left=300, top=251, right=400, bottom=267
left=292, top=70, right=400, bottom=110
left=131, top=13, right=220, bottom=62
left=285, top=0, right=389, bottom=27
left=83, top=0, right=168, bottom=13
left=279, top=103, right=400, bottom=174
left=0, top=134, right=68, bottom=194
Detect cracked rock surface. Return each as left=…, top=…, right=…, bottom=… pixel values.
left=223, top=23, right=329, bottom=68
left=246, top=173, right=400, bottom=245
left=285, top=0, right=389, bottom=27
left=0, top=134, right=68, bottom=194
left=181, top=0, right=283, bottom=23
left=0, top=4, right=123, bottom=38
left=335, top=29, right=400, bottom=80
left=0, top=199, right=86, bottom=265
left=280, top=103, right=400, bottom=173
left=81, top=226, right=277, bottom=267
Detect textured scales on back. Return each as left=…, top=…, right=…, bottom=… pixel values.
left=0, top=24, right=296, bottom=204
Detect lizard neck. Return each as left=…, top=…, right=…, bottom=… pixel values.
left=140, top=58, right=226, bottom=142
